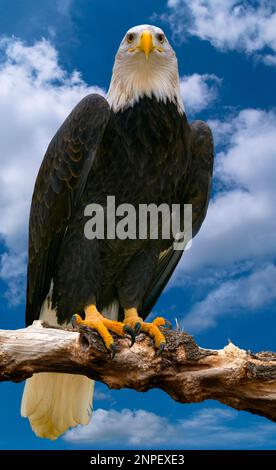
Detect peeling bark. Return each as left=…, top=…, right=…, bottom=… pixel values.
left=0, top=321, right=276, bottom=422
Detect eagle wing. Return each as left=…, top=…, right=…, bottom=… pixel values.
left=140, top=120, right=214, bottom=319
left=26, top=94, right=110, bottom=325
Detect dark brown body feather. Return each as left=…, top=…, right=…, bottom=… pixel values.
left=26, top=94, right=213, bottom=325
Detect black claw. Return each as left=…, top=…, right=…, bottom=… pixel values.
left=164, top=320, right=172, bottom=329
left=71, top=314, right=79, bottom=328
left=134, top=322, right=141, bottom=334
left=156, top=342, right=166, bottom=356
left=124, top=325, right=136, bottom=346
left=110, top=343, right=116, bottom=359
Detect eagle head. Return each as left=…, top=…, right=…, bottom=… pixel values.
left=107, top=24, right=184, bottom=114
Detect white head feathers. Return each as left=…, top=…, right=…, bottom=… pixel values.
left=107, top=25, right=184, bottom=114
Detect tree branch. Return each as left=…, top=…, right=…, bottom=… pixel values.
left=0, top=321, right=276, bottom=422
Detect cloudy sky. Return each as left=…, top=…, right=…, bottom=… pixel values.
left=0, top=0, right=276, bottom=450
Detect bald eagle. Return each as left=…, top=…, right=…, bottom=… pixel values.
left=21, top=25, right=214, bottom=439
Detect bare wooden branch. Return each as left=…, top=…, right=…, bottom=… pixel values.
left=0, top=321, right=276, bottom=422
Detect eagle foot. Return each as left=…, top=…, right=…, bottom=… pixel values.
left=71, top=307, right=135, bottom=357
left=123, top=312, right=171, bottom=354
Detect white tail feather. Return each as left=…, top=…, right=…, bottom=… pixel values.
left=21, top=285, right=119, bottom=440
left=21, top=373, right=94, bottom=440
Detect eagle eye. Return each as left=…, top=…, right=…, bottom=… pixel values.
left=126, top=33, right=135, bottom=44
left=156, top=33, right=165, bottom=44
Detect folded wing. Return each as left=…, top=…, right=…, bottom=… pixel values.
left=26, top=94, right=110, bottom=325
left=140, top=120, right=214, bottom=319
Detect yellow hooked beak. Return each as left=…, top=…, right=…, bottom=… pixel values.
left=139, top=30, right=154, bottom=59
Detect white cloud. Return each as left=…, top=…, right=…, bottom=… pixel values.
left=0, top=252, right=27, bottom=304
left=180, top=73, right=221, bottom=114
left=66, top=408, right=170, bottom=446
left=94, top=387, right=113, bottom=402
left=166, top=0, right=276, bottom=65
left=262, top=54, right=276, bottom=66
left=184, top=263, right=276, bottom=332
left=167, top=0, right=180, bottom=6
left=0, top=37, right=104, bottom=302
left=64, top=406, right=276, bottom=448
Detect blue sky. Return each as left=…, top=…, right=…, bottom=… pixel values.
left=0, top=0, right=276, bottom=450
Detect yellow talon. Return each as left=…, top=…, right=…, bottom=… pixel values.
left=152, top=317, right=167, bottom=327
left=72, top=305, right=170, bottom=354
left=123, top=308, right=168, bottom=352
left=72, top=304, right=126, bottom=354
left=140, top=322, right=166, bottom=348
